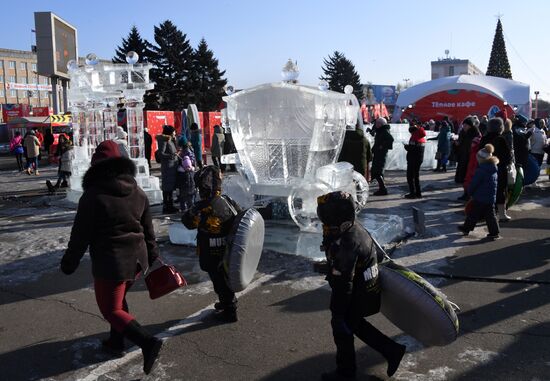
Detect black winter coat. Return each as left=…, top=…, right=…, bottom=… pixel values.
left=338, top=128, right=372, bottom=176
left=455, top=127, right=480, bottom=183
left=370, top=125, right=393, bottom=177
left=512, top=126, right=532, bottom=168
left=324, top=223, right=381, bottom=317
left=181, top=195, right=242, bottom=272
left=61, top=158, right=159, bottom=280
left=144, top=131, right=152, bottom=160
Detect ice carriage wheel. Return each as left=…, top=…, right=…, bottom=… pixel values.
left=287, top=182, right=330, bottom=233
left=352, top=171, right=369, bottom=213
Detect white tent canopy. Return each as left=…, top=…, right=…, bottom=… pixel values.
left=393, top=75, right=530, bottom=121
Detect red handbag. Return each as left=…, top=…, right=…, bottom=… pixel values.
left=145, top=261, right=187, bottom=299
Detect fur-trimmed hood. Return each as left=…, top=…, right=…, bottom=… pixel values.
left=155, top=134, right=174, bottom=142
left=82, top=157, right=137, bottom=195
left=477, top=156, right=499, bottom=165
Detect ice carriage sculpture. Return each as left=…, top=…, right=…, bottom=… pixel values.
left=65, top=52, right=162, bottom=204
left=223, top=74, right=369, bottom=232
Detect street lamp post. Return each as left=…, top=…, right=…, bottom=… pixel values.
left=534, top=91, right=540, bottom=118
left=403, top=78, right=410, bottom=88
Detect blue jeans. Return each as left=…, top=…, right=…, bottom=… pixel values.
left=26, top=157, right=38, bottom=170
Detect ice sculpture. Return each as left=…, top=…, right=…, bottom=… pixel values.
left=65, top=52, right=162, bottom=204
left=223, top=71, right=368, bottom=232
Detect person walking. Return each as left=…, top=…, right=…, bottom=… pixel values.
left=404, top=122, right=426, bottom=199
left=23, top=129, right=41, bottom=175
left=115, top=126, right=130, bottom=158
left=370, top=117, right=394, bottom=196
left=338, top=121, right=372, bottom=181
left=182, top=166, right=242, bottom=323
left=144, top=127, right=153, bottom=169
left=455, top=117, right=481, bottom=200
left=458, top=144, right=501, bottom=240
left=46, top=134, right=74, bottom=192
left=176, top=137, right=196, bottom=212
left=432, top=121, right=451, bottom=172
left=511, top=115, right=532, bottom=169
left=9, top=131, right=25, bottom=171
left=44, top=128, right=54, bottom=158
left=156, top=125, right=179, bottom=214
left=317, top=191, right=406, bottom=381
left=479, top=117, right=513, bottom=222
left=60, top=140, right=162, bottom=375
left=210, top=125, right=225, bottom=170
left=223, top=127, right=238, bottom=172
left=189, top=123, right=203, bottom=169
left=530, top=119, right=547, bottom=167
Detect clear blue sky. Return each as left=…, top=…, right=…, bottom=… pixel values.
left=3, top=0, right=549, bottom=99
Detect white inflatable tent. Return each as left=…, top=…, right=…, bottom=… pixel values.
left=392, top=75, right=531, bottom=122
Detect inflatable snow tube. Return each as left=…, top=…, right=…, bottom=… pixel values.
left=507, top=166, right=524, bottom=208
left=379, top=260, right=459, bottom=346
left=523, top=154, right=540, bottom=186
left=224, top=208, right=265, bottom=292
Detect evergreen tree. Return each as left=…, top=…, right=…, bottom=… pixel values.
left=486, top=18, right=513, bottom=79
left=191, top=38, right=227, bottom=111
left=146, top=20, right=194, bottom=111
left=112, top=26, right=153, bottom=64
left=320, top=51, right=362, bottom=99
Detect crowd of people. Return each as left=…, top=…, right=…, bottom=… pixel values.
left=4, top=111, right=549, bottom=379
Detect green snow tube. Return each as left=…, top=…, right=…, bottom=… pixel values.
left=379, top=260, right=459, bottom=346
left=507, top=165, right=524, bottom=209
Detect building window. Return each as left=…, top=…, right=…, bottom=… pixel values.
left=10, top=89, right=16, bottom=97
left=20, top=62, right=26, bottom=70
left=31, top=77, right=37, bottom=84
left=32, top=63, right=37, bottom=71
left=0, top=75, right=3, bottom=82
left=20, top=77, right=27, bottom=84
left=9, top=75, right=15, bottom=83
left=9, top=61, right=16, bottom=69
left=33, top=91, right=38, bottom=98
left=0, top=89, right=4, bottom=97
left=449, top=66, right=455, bottom=76
left=42, top=91, right=49, bottom=98
left=0, top=60, right=3, bottom=68
left=19, top=90, right=26, bottom=97
left=43, top=77, right=49, bottom=85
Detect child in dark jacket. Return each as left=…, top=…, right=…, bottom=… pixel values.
left=181, top=166, right=242, bottom=322
left=458, top=144, right=500, bottom=240
left=176, top=138, right=196, bottom=212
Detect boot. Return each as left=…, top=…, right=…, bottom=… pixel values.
left=385, top=342, right=406, bottom=377
left=60, top=180, right=68, bottom=188
left=46, top=180, right=57, bottom=193
left=214, top=308, right=238, bottom=323
left=101, top=326, right=126, bottom=356
left=442, top=164, right=447, bottom=172
left=162, top=192, right=178, bottom=214
left=123, top=320, right=163, bottom=375
left=497, top=204, right=511, bottom=222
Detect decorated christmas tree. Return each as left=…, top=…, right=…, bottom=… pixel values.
left=486, top=18, right=513, bottom=79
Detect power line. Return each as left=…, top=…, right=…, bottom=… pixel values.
left=503, top=31, right=550, bottom=91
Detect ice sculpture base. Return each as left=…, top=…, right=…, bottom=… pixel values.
left=168, top=212, right=404, bottom=261
left=65, top=175, right=163, bottom=206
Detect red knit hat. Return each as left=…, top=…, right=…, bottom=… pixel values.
left=495, top=109, right=508, bottom=120
left=91, top=140, right=121, bottom=165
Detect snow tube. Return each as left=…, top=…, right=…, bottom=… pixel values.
left=523, top=154, right=540, bottom=186
left=224, top=208, right=265, bottom=292
left=507, top=166, right=524, bottom=208
left=379, top=260, right=459, bottom=346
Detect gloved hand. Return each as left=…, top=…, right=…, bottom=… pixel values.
left=60, top=257, right=78, bottom=275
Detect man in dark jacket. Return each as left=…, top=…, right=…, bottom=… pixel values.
left=156, top=125, right=179, bottom=213
left=60, top=140, right=162, bottom=375
left=370, top=118, right=394, bottom=195
left=182, top=165, right=242, bottom=322
left=338, top=124, right=372, bottom=180
left=144, top=127, right=152, bottom=169
left=511, top=115, right=532, bottom=169
left=317, top=192, right=406, bottom=381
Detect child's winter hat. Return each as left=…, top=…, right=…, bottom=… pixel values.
left=477, top=144, right=495, bottom=163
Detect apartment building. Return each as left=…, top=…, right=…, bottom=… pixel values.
left=0, top=48, right=52, bottom=109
